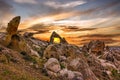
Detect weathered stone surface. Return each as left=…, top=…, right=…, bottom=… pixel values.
left=82, top=40, right=105, bottom=55
left=44, top=58, right=61, bottom=73
left=6, top=16, right=20, bottom=35
left=69, top=58, right=81, bottom=70
left=59, top=69, right=75, bottom=80
left=59, top=69, right=83, bottom=80
left=43, top=44, right=80, bottom=60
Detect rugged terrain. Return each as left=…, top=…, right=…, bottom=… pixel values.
left=0, top=16, right=120, bottom=80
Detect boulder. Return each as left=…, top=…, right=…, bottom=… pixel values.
left=44, top=58, right=61, bottom=73
left=59, top=69, right=83, bottom=80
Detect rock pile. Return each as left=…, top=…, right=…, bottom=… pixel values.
left=43, top=40, right=120, bottom=80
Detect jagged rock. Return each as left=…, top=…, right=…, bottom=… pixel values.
left=86, top=54, right=112, bottom=80
left=44, top=58, right=61, bottom=73
left=82, top=40, right=105, bottom=55
left=49, top=31, right=68, bottom=44
left=89, top=40, right=105, bottom=54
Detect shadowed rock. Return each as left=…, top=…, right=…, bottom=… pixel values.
left=49, top=31, right=68, bottom=44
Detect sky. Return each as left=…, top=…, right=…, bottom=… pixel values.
left=0, top=0, right=120, bottom=46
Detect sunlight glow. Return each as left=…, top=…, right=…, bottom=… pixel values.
left=53, top=37, right=60, bottom=43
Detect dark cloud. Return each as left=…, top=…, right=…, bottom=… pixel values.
left=0, top=0, right=13, bottom=17
left=62, top=27, right=97, bottom=32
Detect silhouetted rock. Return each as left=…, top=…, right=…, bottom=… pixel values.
left=49, top=31, right=68, bottom=44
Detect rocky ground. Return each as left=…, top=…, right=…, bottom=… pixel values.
left=0, top=16, right=120, bottom=80
left=0, top=32, right=120, bottom=80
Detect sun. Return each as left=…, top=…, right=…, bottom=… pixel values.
left=53, top=37, right=60, bottom=43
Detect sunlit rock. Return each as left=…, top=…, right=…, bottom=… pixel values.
left=5, top=16, right=21, bottom=46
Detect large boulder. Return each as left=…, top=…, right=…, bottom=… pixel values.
left=44, top=58, right=61, bottom=73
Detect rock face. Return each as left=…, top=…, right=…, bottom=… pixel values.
left=49, top=31, right=68, bottom=44
left=82, top=40, right=105, bottom=55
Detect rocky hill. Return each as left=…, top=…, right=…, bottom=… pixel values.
left=0, top=16, right=120, bottom=80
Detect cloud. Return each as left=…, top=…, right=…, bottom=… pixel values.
left=13, top=0, right=37, bottom=4
left=0, top=0, right=14, bottom=27
left=44, top=0, right=86, bottom=9
left=80, top=0, right=120, bottom=20
left=62, top=27, right=97, bottom=32
left=19, top=11, right=77, bottom=29
left=52, top=18, right=111, bottom=27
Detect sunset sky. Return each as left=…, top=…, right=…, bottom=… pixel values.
left=0, top=0, right=120, bottom=46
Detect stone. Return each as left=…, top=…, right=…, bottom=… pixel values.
left=69, top=58, right=81, bottom=70
left=59, top=56, right=67, bottom=62
left=82, top=40, right=105, bottom=55
left=43, top=44, right=61, bottom=59
left=59, top=69, right=75, bottom=80
left=44, top=58, right=61, bottom=73
left=59, top=69, right=83, bottom=80
left=89, top=40, right=105, bottom=55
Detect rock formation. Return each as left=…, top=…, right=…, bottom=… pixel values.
left=5, top=16, right=21, bottom=46
left=82, top=40, right=105, bottom=56
left=0, top=16, right=120, bottom=80
left=49, top=31, right=68, bottom=44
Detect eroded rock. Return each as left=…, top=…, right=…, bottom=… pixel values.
left=49, top=31, right=68, bottom=44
